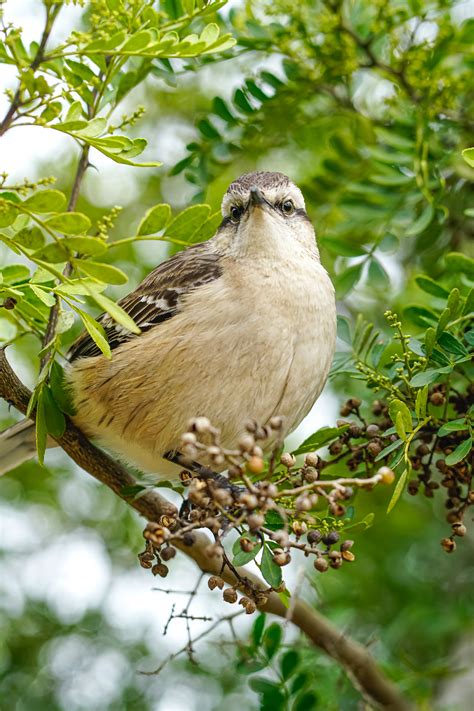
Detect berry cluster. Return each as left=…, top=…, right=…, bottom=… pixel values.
left=137, top=415, right=394, bottom=610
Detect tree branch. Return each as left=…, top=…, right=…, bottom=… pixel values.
left=0, top=348, right=412, bottom=710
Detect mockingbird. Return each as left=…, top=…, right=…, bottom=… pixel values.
left=0, top=171, right=336, bottom=478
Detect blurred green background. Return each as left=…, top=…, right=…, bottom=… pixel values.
left=1, top=1, right=473, bottom=709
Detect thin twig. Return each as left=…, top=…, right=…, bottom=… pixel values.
left=0, top=4, right=62, bottom=137
left=141, top=612, right=244, bottom=676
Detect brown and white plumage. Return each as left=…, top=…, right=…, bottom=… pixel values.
left=0, top=172, right=336, bottom=479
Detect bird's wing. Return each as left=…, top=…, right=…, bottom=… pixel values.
left=67, top=242, right=222, bottom=361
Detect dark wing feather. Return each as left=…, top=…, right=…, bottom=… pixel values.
left=68, top=242, right=222, bottom=361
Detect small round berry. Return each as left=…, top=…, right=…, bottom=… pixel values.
left=322, top=531, right=340, bottom=546
left=247, top=456, right=265, bottom=474
left=366, top=424, right=380, bottom=438
left=223, top=588, right=238, bottom=603
left=281, top=452, right=296, bottom=468
left=161, top=546, right=176, bottom=561
left=378, top=466, right=395, bottom=485
left=307, top=530, right=322, bottom=545
left=314, top=557, right=329, bottom=572
left=304, top=452, right=319, bottom=468
left=440, top=537, right=456, bottom=553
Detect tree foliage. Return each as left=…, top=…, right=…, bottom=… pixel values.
left=0, top=1, right=473, bottom=710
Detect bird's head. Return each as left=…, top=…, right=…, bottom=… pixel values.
left=215, top=171, right=318, bottom=259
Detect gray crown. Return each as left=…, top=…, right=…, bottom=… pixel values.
left=226, top=171, right=290, bottom=195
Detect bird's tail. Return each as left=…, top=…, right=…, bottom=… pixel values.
left=0, top=419, right=38, bottom=475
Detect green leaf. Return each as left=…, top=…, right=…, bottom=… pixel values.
left=57, top=279, right=107, bottom=296
left=415, top=385, right=429, bottom=420
left=212, top=96, right=236, bottom=124
left=334, top=263, right=363, bottom=297
left=280, top=650, right=299, bottom=679
left=74, top=260, right=128, bottom=285
left=137, top=204, right=171, bottom=235
left=463, top=289, right=474, bottom=316
left=120, top=484, right=147, bottom=499
left=245, top=79, right=270, bottom=102
left=0, top=315, right=17, bottom=342
left=445, top=437, right=472, bottom=466
left=278, top=588, right=291, bottom=609
left=87, top=136, right=161, bottom=167
left=28, top=284, right=56, bottom=307
left=45, top=212, right=92, bottom=235
left=56, top=310, right=75, bottom=335
left=61, top=236, right=108, bottom=256
left=202, top=35, right=236, bottom=55
left=415, top=275, right=449, bottom=299
left=187, top=211, right=221, bottom=244
left=320, top=236, right=366, bottom=257
left=1, top=264, right=30, bottom=283
left=437, top=419, right=468, bottom=437
left=405, top=204, right=434, bottom=236
left=76, top=117, right=107, bottom=138
left=197, top=118, right=220, bottom=139
left=262, top=622, right=282, bottom=660
left=408, top=338, right=424, bottom=357
left=293, top=692, right=318, bottom=711
left=35, top=386, right=48, bottom=465
left=389, top=399, right=412, bottom=437
left=165, top=205, right=211, bottom=239
left=65, top=100, right=83, bottom=121
left=395, top=411, right=406, bottom=441
left=200, top=23, right=220, bottom=45
left=260, top=545, right=282, bottom=589
left=438, top=332, right=468, bottom=357
left=22, top=190, right=66, bottom=213
left=292, top=424, right=350, bottom=455
left=464, top=329, right=474, bottom=346
left=447, top=288, right=460, bottom=316
left=424, top=327, right=436, bottom=357
left=445, top=252, right=474, bottom=278
left=368, top=257, right=388, bottom=287
left=0, top=200, right=20, bottom=227
left=32, top=242, right=68, bottom=263
left=74, top=308, right=111, bottom=358
left=387, top=468, right=409, bottom=513
left=336, top=315, right=351, bottom=344
left=233, top=88, right=254, bottom=114
left=436, top=307, right=452, bottom=338
left=462, top=147, right=474, bottom=167
left=404, top=305, right=437, bottom=328
left=290, top=672, right=309, bottom=696
left=409, top=367, right=452, bottom=387
left=89, top=291, right=140, bottom=334
left=65, top=59, right=95, bottom=81
left=374, top=438, right=403, bottom=462
left=379, top=233, right=399, bottom=253
left=248, top=677, right=282, bottom=698
left=251, top=613, right=266, bottom=648
left=42, top=385, right=66, bottom=438
left=50, top=361, right=76, bottom=415
left=15, top=226, right=45, bottom=249
left=264, top=509, right=285, bottom=531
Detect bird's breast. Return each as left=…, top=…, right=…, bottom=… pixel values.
left=68, top=252, right=336, bottom=475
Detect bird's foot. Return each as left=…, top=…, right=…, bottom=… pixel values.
left=165, top=450, right=244, bottom=524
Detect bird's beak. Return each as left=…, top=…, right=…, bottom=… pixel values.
left=249, top=186, right=265, bottom=210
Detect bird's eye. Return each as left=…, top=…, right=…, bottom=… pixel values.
left=281, top=199, right=295, bottom=215
left=230, top=205, right=242, bottom=223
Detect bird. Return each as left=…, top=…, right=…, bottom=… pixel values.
left=0, top=171, right=336, bottom=479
